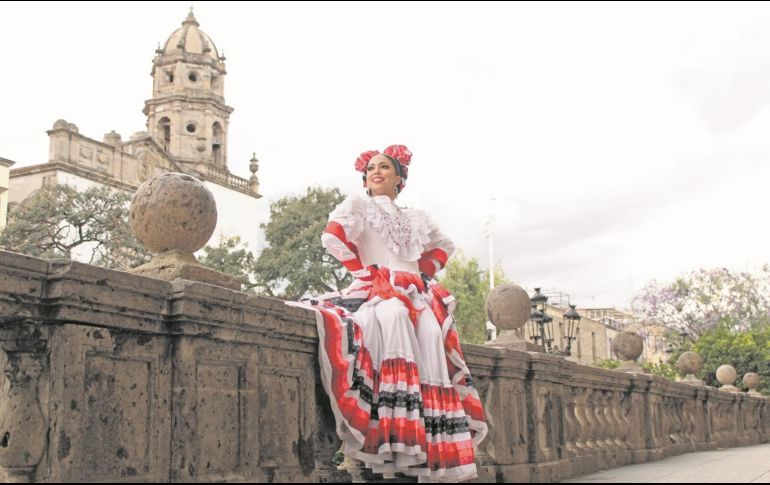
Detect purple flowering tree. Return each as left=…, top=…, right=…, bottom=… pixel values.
left=632, top=266, right=770, bottom=338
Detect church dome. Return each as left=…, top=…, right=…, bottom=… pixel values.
left=161, top=10, right=220, bottom=61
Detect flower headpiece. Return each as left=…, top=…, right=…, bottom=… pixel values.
left=355, top=144, right=412, bottom=192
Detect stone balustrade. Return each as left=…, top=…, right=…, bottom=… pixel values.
left=0, top=250, right=767, bottom=482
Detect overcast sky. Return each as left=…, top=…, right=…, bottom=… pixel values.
left=2, top=1, right=770, bottom=308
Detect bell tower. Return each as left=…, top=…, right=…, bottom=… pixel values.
left=144, top=9, right=233, bottom=169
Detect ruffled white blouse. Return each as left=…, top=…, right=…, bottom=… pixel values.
left=323, top=195, right=455, bottom=275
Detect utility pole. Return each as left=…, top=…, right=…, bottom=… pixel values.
left=485, top=197, right=496, bottom=290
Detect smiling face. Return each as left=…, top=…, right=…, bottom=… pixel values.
left=366, top=154, right=402, bottom=199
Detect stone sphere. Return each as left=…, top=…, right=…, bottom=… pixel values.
left=129, top=173, right=217, bottom=254
left=743, top=372, right=760, bottom=390
left=676, top=351, right=703, bottom=376
left=485, top=284, right=531, bottom=331
left=716, top=365, right=738, bottom=386
left=611, top=332, right=644, bottom=361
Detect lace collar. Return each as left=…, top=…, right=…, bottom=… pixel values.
left=365, top=196, right=431, bottom=261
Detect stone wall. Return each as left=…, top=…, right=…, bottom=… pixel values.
left=0, top=250, right=767, bottom=483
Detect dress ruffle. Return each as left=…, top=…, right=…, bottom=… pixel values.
left=365, top=199, right=432, bottom=261
left=288, top=275, right=487, bottom=482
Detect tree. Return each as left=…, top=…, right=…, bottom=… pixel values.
left=438, top=251, right=508, bottom=344
left=632, top=267, right=770, bottom=338
left=689, top=321, right=770, bottom=394
left=199, top=235, right=257, bottom=291
left=253, top=187, right=352, bottom=299
left=0, top=184, right=149, bottom=269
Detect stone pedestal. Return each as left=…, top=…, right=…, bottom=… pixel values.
left=716, top=365, right=740, bottom=393
left=743, top=372, right=763, bottom=397
left=130, top=251, right=240, bottom=291
left=485, top=329, right=542, bottom=351
left=677, top=351, right=705, bottom=386
left=127, top=172, right=240, bottom=291
left=611, top=332, right=645, bottom=374
left=483, top=284, right=533, bottom=350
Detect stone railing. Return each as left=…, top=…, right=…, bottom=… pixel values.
left=203, top=164, right=253, bottom=194
left=0, top=250, right=767, bottom=483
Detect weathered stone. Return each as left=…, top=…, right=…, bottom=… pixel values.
left=1, top=249, right=769, bottom=483
left=484, top=284, right=538, bottom=350
left=127, top=173, right=240, bottom=291
left=129, top=172, right=216, bottom=253
left=716, top=365, right=740, bottom=393
left=743, top=372, right=763, bottom=397
left=485, top=284, right=531, bottom=331
left=611, top=332, right=645, bottom=374
left=677, top=351, right=705, bottom=386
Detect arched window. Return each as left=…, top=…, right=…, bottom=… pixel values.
left=212, top=122, right=223, bottom=165
left=158, top=117, right=171, bottom=151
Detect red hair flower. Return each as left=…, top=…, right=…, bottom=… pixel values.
left=355, top=150, right=380, bottom=173
left=384, top=145, right=412, bottom=167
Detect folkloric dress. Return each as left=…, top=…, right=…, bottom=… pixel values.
left=289, top=194, right=488, bottom=482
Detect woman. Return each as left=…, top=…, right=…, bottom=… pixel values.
left=290, top=145, right=487, bottom=481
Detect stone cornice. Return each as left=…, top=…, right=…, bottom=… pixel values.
left=143, top=95, right=233, bottom=115
left=0, top=252, right=318, bottom=350
left=10, top=162, right=139, bottom=192
left=0, top=157, right=16, bottom=167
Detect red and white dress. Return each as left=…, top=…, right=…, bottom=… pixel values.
left=289, top=194, right=488, bottom=482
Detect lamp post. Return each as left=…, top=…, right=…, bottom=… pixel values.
left=525, top=288, right=581, bottom=357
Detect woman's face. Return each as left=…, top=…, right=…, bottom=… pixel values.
left=366, top=154, right=402, bottom=198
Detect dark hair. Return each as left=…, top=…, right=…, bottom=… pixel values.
left=362, top=155, right=405, bottom=194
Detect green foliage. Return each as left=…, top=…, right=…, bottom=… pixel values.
left=593, top=357, right=677, bottom=380
left=688, top=321, right=770, bottom=394
left=438, top=251, right=509, bottom=344
left=0, top=184, right=149, bottom=269
left=592, top=358, right=622, bottom=370
left=199, top=236, right=256, bottom=291
left=253, top=187, right=352, bottom=299
left=641, top=361, right=678, bottom=380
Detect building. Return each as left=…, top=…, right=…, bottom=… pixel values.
left=0, top=158, right=13, bottom=230
left=6, top=10, right=262, bottom=253
left=512, top=290, right=620, bottom=366
left=579, top=307, right=671, bottom=364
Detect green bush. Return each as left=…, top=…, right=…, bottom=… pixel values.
left=689, top=321, right=770, bottom=393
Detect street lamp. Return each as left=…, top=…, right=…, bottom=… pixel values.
left=526, top=288, right=582, bottom=357
left=526, top=288, right=553, bottom=353
left=561, top=304, right=582, bottom=357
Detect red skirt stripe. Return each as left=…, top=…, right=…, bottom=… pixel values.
left=319, top=308, right=372, bottom=435
left=378, top=358, right=421, bottom=387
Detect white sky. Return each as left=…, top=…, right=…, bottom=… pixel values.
left=2, top=1, right=770, bottom=308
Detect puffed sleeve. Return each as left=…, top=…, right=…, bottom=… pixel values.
left=417, top=212, right=456, bottom=277
left=321, top=195, right=374, bottom=280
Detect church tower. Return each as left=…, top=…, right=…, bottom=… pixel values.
left=144, top=9, right=233, bottom=169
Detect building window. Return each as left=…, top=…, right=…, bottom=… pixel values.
left=188, top=71, right=199, bottom=82
left=212, top=122, right=223, bottom=165
left=186, top=123, right=197, bottom=134
left=165, top=70, right=174, bottom=83
left=158, top=117, right=171, bottom=151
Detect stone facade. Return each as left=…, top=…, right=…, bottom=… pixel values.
left=0, top=249, right=767, bottom=483
left=518, top=304, right=617, bottom=366
left=5, top=11, right=262, bottom=254
left=0, top=158, right=12, bottom=230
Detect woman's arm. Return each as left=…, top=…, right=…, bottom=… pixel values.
left=417, top=213, right=456, bottom=278
left=320, top=195, right=376, bottom=281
